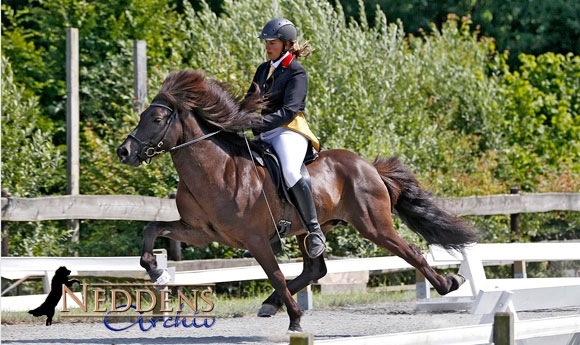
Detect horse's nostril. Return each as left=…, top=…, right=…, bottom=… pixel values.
left=117, top=146, right=128, bottom=160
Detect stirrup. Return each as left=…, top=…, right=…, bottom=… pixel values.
left=304, top=232, right=326, bottom=259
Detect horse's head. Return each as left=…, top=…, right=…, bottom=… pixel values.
left=117, top=102, right=181, bottom=166
left=117, top=69, right=266, bottom=166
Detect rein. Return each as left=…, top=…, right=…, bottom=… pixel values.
left=131, top=103, right=221, bottom=163
left=169, top=130, right=222, bottom=152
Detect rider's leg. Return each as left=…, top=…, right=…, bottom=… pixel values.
left=287, top=178, right=326, bottom=258
left=273, top=130, right=326, bottom=258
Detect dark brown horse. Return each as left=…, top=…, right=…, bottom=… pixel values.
left=117, top=69, right=477, bottom=333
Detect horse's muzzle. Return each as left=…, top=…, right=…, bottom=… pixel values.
left=117, top=139, right=141, bottom=167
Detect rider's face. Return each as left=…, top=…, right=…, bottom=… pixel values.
left=264, top=39, right=285, bottom=61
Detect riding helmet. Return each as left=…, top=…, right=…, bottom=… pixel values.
left=258, top=18, right=297, bottom=42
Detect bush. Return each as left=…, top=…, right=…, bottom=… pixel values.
left=1, top=56, right=73, bottom=255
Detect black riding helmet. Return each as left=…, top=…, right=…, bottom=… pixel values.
left=258, top=18, right=297, bottom=43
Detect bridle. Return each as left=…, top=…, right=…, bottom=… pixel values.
left=129, top=103, right=221, bottom=164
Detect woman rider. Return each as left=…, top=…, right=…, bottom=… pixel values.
left=246, top=18, right=325, bottom=259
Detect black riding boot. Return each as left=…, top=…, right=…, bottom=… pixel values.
left=289, top=178, right=326, bottom=258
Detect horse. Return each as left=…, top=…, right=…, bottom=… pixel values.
left=117, top=69, right=478, bottom=333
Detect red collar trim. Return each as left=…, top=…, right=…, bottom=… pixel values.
left=281, top=53, right=294, bottom=68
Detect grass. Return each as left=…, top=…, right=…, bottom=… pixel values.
left=214, top=286, right=414, bottom=318
left=1, top=286, right=415, bottom=325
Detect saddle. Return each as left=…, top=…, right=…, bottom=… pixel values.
left=249, top=140, right=319, bottom=252
left=251, top=141, right=318, bottom=200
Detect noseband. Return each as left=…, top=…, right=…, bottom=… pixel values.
left=129, top=103, right=221, bottom=164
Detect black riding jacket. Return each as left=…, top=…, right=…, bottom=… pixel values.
left=246, top=54, right=308, bottom=133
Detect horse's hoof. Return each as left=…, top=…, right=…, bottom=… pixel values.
left=257, top=303, right=279, bottom=317
left=149, top=269, right=171, bottom=288
left=155, top=270, right=172, bottom=285
left=449, top=273, right=466, bottom=292
left=288, top=320, right=303, bottom=333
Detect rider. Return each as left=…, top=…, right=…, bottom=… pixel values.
left=246, top=18, right=325, bottom=259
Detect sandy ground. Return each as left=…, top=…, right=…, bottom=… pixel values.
left=2, top=301, right=579, bottom=345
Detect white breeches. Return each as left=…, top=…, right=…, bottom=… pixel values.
left=260, top=128, right=308, bottom=187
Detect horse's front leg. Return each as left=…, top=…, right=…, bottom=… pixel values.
left=259, top=234, right=328, bottom=317
left=140, top=221, right=173, bottom=284
left=247, top=237, right=304, bottom=333
left=141, top=220, right=209, bottom=284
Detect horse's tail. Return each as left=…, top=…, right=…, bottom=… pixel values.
left=373, top=156, right=478, bottom=250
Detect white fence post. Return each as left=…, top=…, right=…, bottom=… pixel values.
left=415, top=270, right=430, bottom=299
left=297, top=285, right=313, bottom=310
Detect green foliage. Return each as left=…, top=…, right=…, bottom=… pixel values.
left=76, top=220, right=149, bottom=256
left=2, top=0, right=188, bottom=142
left=8, top=221, right=76, bottom=256
left=472, top=1, right=580, bottom=68
left=1, top=56, right=65, bottom=196
left=326, top=226, right=382, bottom=258
left=337, top=0, right=580, bottom=69
left=1, top=55, right=76, bottom=256
left=522, top=211, right=580, bottom=242
left=497, top=52, right=580, bottom=190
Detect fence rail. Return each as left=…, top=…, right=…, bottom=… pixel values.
left=2, top=192, right=579, bottom=222
left=314, top=315, right=580, bottom=345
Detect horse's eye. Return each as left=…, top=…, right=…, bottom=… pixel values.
left=154, top=117, right=163, bottom=123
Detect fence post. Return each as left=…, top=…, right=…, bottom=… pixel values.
left=133, top=40, right=147, bottom=114
left=510, top=186, right=520, bottom=237
left=493, top=312, right=514, bottom=345
left=152, top=249, right=172, bottom=319
left=289, top=333, right=313, bottom=345
left=66, top=27, right=80, bottom=254
left=1, top=190, right=9, bottom=256
left=297, top=285, right=313, bottom=311
left=415, top=270, right=430, bottom=299
left=510, top=187, right=526, bottom=278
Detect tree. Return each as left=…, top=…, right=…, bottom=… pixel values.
left=336, top=0, right=580, bottom=69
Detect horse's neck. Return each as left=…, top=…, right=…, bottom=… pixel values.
left=174, top=120, right=225, bottom=171
left=173, top=120, right=260, bottom=195
left=173, top=140, right=249, bottom=192
left=173, top=141, right=225, bottom=173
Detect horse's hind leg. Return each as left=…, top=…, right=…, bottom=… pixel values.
left=141, top=220, right=209, bottom=284
left=394, top=241, right=464, bottom=295
left=351, top=209, right=463, bottom=296
left=258, top=234, right=328, bottom=317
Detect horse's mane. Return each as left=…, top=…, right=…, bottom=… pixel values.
left=153, top=69, right=264, bottom=132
